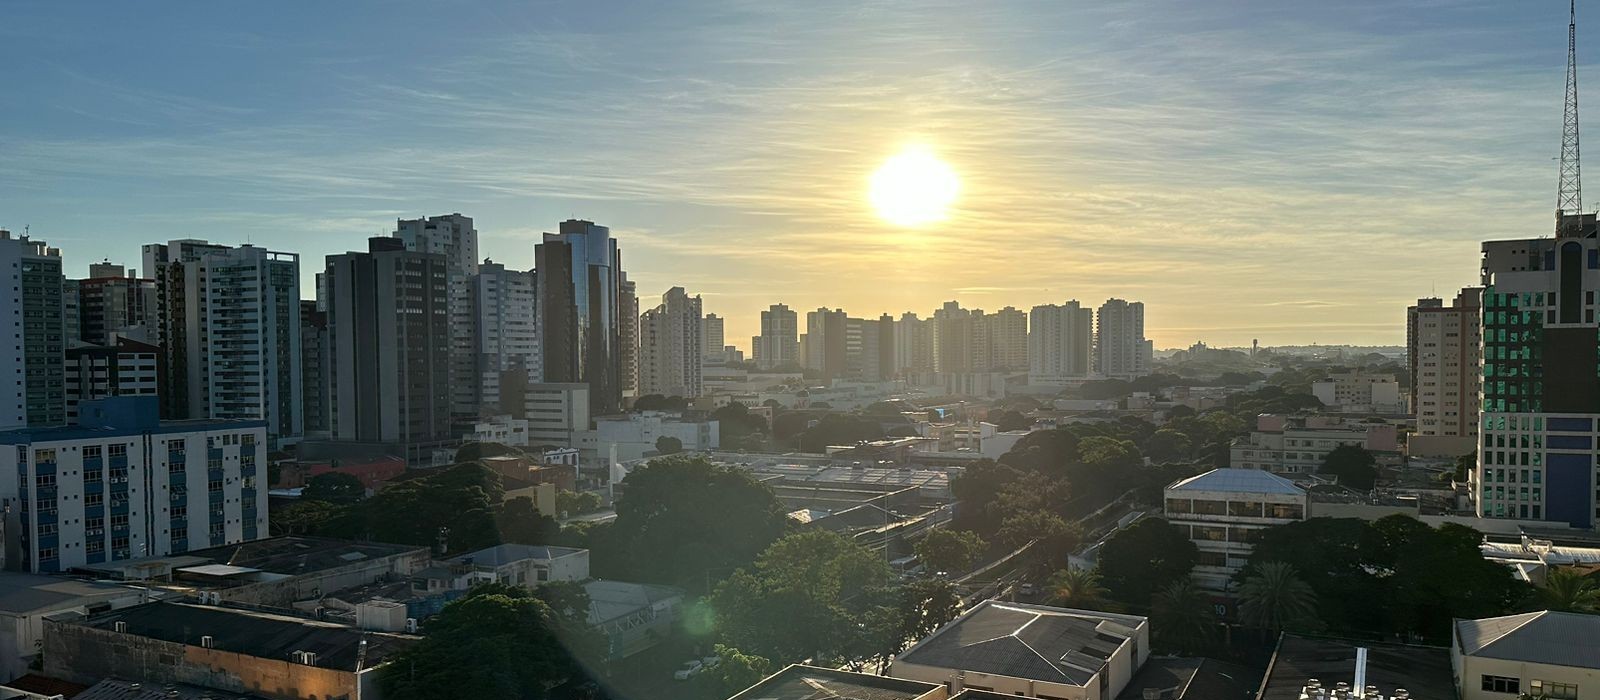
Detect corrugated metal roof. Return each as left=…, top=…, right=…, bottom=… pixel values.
left=1166, top=468, right=1305, bottom=496
left=1455, top=611, right=1600, bottom=670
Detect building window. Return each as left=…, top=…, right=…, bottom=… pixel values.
left=1165, top=498, right=1191, bottom=514
left=1530, top=681, right=1578, bottom=700
left=1483, top=676, right=1521, bottom=694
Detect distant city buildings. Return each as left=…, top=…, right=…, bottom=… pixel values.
left=638, top=287, right=703, bottom=398
left=753, top=303, right=799, bottom=369
left=0, top=230, right=64, bottom=430
left=1095, top=298, right=1152, bottom=380
left=63, top=338, right=159, bottom=423
left=466, top=260, right=539, bottom=418
left=1029, top=300, right=1094, bottom=385
left=394, top=214, right=481, bottom=426
left=1407, top=288, right=1483, bottom=453
left=536, top=220, right=628, bottom=415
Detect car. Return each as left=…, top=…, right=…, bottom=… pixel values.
left=673, top=660, right=704, bottom=681
left=701, top=655, right=721, bottom=668
left=1019, top=582, right=1037, bottom=596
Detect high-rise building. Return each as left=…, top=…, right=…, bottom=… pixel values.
left=142, top=239, right=230, bottom=420
left=754, top=304, right=799, bottom=369
left=1407, top=288, right=1482, bottom=441
left=468, top=262, right=539, bottom=417
left=536, top=220, right=626, bottom=415
left=0, top=396, right=268, bottom=572
left=805, top=308, right=848, bottom=383
left=0, top=231, right=65, bottom=430
left=932, top=301, right=975, bottom=373
left=1030, top=300, right=1094, bottom=382
left=64, top=338, right=160, bottom=424
left=75, top=271, right=158, bottom=346
left=62, top=280, right=80, bottom=345
left=394, top=214, right=479, bottom=425
left=702, top=313, right=725, bottom=359
left=639, top=287, right=704, bottom=399
left=326, top=238, right=453, bottom=462
left=1477, top=214, right=1600, bottom=527
left=892, top=312, right=933, bottom=377
left=618, top=277, right=639, bottom=397
left=299, top=301, right=330, bottom=436
left=984, top=306, right=1028, bottom=371
left=1095, top=298, right=1151, bottom=379
left=181, top=245, right=303, bottom=446
left=842, top=315, right=895, bottom=381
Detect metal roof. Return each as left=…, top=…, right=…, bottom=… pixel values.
left=1455, top=611, right=1600, bottom=670
left=895, top=601, right=1145, bottom=687
left=1167, top=468, right=1305, bottom=496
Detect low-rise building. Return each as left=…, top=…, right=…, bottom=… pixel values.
left=470, top=415, right=529, bottom=447
left=1164, top=469, right=1308, bottom=591
left=62, top=339, right=160, bottom=425
left=891, top=601, right=1150, bottom=700
left=1257, top=634, right=1454, bottom=700
left=1231, top=414, right=1398, bottom=475
left=0, top=573, right=163, bottom=682
left=272, top=456, right=406, bottom=495
left=1452, top=611, right=1600, bottom=700
left=585, top=579, right=684, bottom=659
left=43, top=601, right=418, bottom=700
left=451, top=543, right=589, bottom=587
left=592, top=411, right=719, bottom=464
left=729, top=665, right=945, bottom=700
left=1311, top=372, right=1403, bottom=413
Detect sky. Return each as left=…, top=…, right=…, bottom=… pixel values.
left=0, top=0, right=1585, bottom=348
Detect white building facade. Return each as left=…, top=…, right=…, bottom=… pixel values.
left=1029, top=300, right=1094, bottom=385
left=638, top=287, right=704, bottom=399
left=1164, top=468, right=1308, bottom=591
left=1095, top=298, right=1151, bottom=379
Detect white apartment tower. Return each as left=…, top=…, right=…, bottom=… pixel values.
left=1030, top=300, right=1094, bottom=382
left=0, top=231, right=65, bottom=430
left=182, top=245, right=303, bottom=446
left=469, top=262, right=540, bottom=418
left=984, top=306, right=1029, bottom=371
left=1095, top=298, right=1151, bottom=379
left=638, top=287, right=704, bottom=398
left=892, top=312, right=933, bottom=376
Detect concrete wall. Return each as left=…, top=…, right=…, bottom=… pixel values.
left=1455, top=650, right=1600, bottom=700
left=44, top=621, right=359, bottom=700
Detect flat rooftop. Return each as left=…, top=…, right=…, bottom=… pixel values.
left=1257, top=635, right=1455, bottom=700
left=0, top=573, right=143, bottom=615
left=77, top=537, right=425, bottom=584
left=79, top=601, right=417, bottom=672
left=729, top=665, right=941, bottom=700
left=897, top=601, right=1146, bottom=687
left=1118, top=657, right=1260, bottom=700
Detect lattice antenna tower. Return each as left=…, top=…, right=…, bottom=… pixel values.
left=1558, top=0, right=1584, bottom=236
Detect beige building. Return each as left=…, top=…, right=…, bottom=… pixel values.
left=1452, top=611, right=1599, bottom=700
left=1230, top=415, right=1399, bottom=475
left=1407, top=289, right=1482, bottom=454
left=1311, top=371, right=1403, bottom=413
left=638, top=287, right=704, bottom=398
left=891, top=601, right=1149, bottom=700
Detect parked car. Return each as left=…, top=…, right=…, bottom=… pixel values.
left=673, top=660, right=704, bottom=681
left=1019, top=582, right=1037, bottom=596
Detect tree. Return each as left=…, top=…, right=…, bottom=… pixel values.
left=269, top=499, right=343, bottom=536
left=496, top=497, right=560, bottom=545
left=1238, top=561, right=1320, bottom=634
left=556, top=489, right=603, bottom=517
left=633, top=394, right=687, bottom=411
left=1144, top=429, right=1194, bottom=464
left=989, top=409, right=1033, bottom=432
left=1151, top=578, right=1216, bottom=654
left=654, top=435, right=684, bottom=455
left=1047, top=567, right=1107, bottom=609
left=1078, top=436, right=1142, bottom=471
left=950, top=460, right=1026, bottom=536
left=997, top=429, right=1080, bottom=476
left=794, top=414, right=885, bottom=452
left=1098, top=518, right=1198, bottom=606
left=1319, top=445, right=1378, bottom=490
left=711, top=530, right=893, bottom=665
left=914, top=529, right=986, bottom=574
left=694, top=645, right=773, bottom=698
left=379, top=586, right=587, bottom=699
left=1533, top=568, right=1600, bottom=612
left=303, top=472, right=364, bottom=504
left=997, top=511, right=1080, bottom=571
left=318, top=462, right=504, bottom=553
left=609, top=456, right=790, bottom=589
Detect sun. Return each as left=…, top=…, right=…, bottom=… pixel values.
left=869, top=146, right=959, bottom=226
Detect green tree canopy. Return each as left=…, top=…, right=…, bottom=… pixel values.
left=303, top=471, right=364, bottom=504
left=1238, top=561, right=1320, bottom=634
left=1319, top=445, right=1378, bottom=490
left=1097, top=518, right=1198, bottom=607
left=633, top=394, right=689, bottom=411
left=1532, top=568, right=1600, bottom=612
left=609, top=456, right=790, bottom=589
left=1047, top=566, right=1108, bottom=609
left=1144, top=429, right=1194, bottom=464
left=1151, top=578, right=1217, bottom=654
left=914, top=529, right=986, bottom=574
left=654, top=435, right=684, bottom=455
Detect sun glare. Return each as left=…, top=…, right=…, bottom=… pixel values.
left=869, top=146, right=959, bottom=226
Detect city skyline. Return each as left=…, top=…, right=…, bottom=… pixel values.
left=0, top=1, right=1585, bottom=347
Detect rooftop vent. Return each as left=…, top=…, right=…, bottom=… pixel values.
left=200, top=635, right=215, bottom=649
left=113, top=621, right=127, bottom=633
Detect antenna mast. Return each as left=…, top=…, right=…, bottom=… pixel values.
left=1559, top=0, right=1584, bottom=236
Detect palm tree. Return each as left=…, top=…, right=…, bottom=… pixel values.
left=1151, top=578, right=1216, bottom=654
left=1535, top=568, right=1600, bottom=612
left=1238, top=561, right=1319, bottom=634
left=1048, top=566, right=1108, bottom=609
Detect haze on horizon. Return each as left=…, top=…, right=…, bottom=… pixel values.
left=0, top=0, right=1582, bottom=348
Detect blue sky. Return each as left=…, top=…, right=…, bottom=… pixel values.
left=0, top=0, right=1582, bottom=346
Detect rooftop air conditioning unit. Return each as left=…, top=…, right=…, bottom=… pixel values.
left=405, top=618, right=418, bottom=633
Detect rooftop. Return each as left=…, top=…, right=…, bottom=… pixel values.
left=584, top=580, right=684, bottom=626
left=76, top=537, right=425, bottom=585
left=1168, top=469, right=1305, bottom=496
left=456, top=543, right=586, bottom=568
left=728, top=664, right=941, bottom=700
left=74, top=678, right=257, bottom=700
left=896, top=601, right=1147, bottom=687
left=0, top=573, right=144, bottom=615
left=1117, top=657, right=1260, bottom=700
left=1454, top=611, right=1600, bottom=670
left=78, top=601, right=417, bottom=672
left=1257, top=635, right=1454, bottom=700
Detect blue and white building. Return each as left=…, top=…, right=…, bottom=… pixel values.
left=0, top=397, right=267, bottom=573
left=1164, top=468, right=1308, bottom=591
